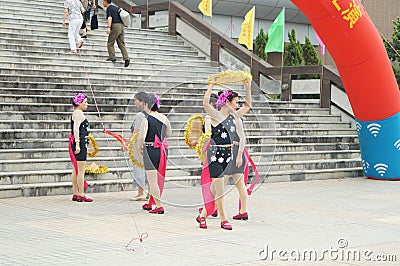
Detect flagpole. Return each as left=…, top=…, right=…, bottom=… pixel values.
left=146, top=0, right=149, bottom=29
left=250, top=56, right=253, bottom=74
left=210, top=16, right=213, bottom=56
left=280, top=51, right=284, bottom=91
left=320, top=52, right=325, bottom=95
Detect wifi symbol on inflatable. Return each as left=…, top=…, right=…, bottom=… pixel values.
left=394, top=139, right=400, bottom=151
left=355, top=122, right=362, bottom=132
left=366, top=123, right=381, bottom=137
left=362, top=160, right=370, bottom=172
left=374, top=163, right=388, bottom=177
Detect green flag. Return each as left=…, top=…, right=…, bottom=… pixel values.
left=265, top=7, right=285, bottom=53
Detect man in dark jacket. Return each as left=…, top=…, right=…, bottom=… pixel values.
left=103, top=0, right=130, bottom=67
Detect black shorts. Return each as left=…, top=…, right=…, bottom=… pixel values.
left=143, top=146, right=168, bottom=170
left=81, top=10, right=91, bottom=29
left=71, top=140, right=88, bottom=161
left=225, top=145, right=246, bottom=175
left=206, top=145, right=232, bottom=178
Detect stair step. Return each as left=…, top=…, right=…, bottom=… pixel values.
left=0, top=47, right=207, bottom=62
left=0, top=27, right=184, bottom=43
left=0, top=134, right=359, bottom=149
left=0, top=156, right=361, bottom=183
left=0, top=110, right=341, bottom=122
left=265, top=167, right=364, bottom=182
left=0, top=119, right=352, bottom=130
left=0, top=55, right=214, bottom=68
left=0, top=73, right=214, bottom=86
left=0, top=167, right=364, bottom=199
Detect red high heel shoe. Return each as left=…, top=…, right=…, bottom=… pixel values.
left=220, top=220, right=232, bottom=230
left=196, top=215, right=207, bottom=229
left=198, top=207, right=218, bottom=217
left=142, top=203, right=152, bottom=210
left=149, top=206, right=164, bottom=214
left=77, top=195, right=93, bottom=202
left=233, top=212, right=248, bottom=220
left=72, top=194, right=78, bottom=201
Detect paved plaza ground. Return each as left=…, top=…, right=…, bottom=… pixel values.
left=0, top=178, right=399, bottom=265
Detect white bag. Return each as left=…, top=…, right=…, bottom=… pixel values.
left=119, top=8, right=130, bottom=27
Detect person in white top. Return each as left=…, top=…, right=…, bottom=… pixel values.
left=63, top=0, right=85, bottom=53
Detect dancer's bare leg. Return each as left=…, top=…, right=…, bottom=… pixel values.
left=146, top=170, right=162, bottom=207
left=71, top=167, right=78, bottom=195
left=212, top=177, right=227, bottom=221
left=76, top=161, right=86, bottom=196
left=232, top=173, right=247, bottom=214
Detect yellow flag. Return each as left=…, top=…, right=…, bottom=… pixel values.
left=238, top=6, right=255, bottom=50
left=198, top=0, right=212, bottom=17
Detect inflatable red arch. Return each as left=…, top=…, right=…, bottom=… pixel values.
left=290, top=0, right=400, bottom=180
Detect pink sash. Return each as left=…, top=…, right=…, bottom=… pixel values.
left=200, top=141, right=217, bottom=217
left=68, top=134, right=88, bottom=190
left=237, top=147, right=260, bottom=211
left=148, top=135, right=168, bottom=205
left=243, top=147, right=260, bottom=195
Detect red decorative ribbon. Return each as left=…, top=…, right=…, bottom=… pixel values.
left=68, top=134, right=88, bottom=190
left=239, top=148, right=260, bottom=212
left=243, top=147, right=260, bottom=195
left=148, top=135, right=168, bottom=205
left=200, top=141, right=216, bottom=217
left=103, top=128, right=128, bottom=150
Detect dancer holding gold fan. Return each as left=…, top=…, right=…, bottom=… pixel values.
left=197, top=74, right=246, bottom=230
left=188, top=71, right=254, bottom=222
left=68, top=93, right=93, bottom=202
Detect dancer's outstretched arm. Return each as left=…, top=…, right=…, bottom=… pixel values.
left=203, top=76, right=220, bottom=119
left=237, top=80, right=252, bottom=118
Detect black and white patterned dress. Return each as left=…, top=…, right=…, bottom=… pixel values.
left=206, top=114, right=237, bottom=178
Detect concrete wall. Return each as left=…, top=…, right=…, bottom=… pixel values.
left=176, top=18, right=210, bottom=60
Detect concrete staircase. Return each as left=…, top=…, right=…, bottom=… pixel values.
left=0, top=0, right=363, bottom=198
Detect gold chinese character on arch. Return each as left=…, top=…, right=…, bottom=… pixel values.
left=332, top=0, right=341, bottom=11
left=341, top=0, right=363, bottom=28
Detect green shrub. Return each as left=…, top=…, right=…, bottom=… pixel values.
left=254, top=28, right=268, bottom=60
left=284, top=29, right=302, bottom=67
left=300, top=36, right=321, bottom=79
left=384, top=16, right=400, bottom=88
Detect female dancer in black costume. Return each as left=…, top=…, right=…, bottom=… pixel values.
left=69, top=93, right=93, bottom=202
left=137, top=94, right=172, bottom=214
left=197, top=77, right=246, bottom=230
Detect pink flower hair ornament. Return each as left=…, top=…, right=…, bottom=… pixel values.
left=215, top=90, right=232, bottom=109
left=72, top=93, right=87, bottom=106
left=154, top=94, right=161, bottom=108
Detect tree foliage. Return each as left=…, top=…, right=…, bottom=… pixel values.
left=254, top=28, right=268, bottom=60
left=284, top=28, right=303, bottom=66
left=384, top=16, right=400, bottom=87
left=300, top=36, right=321, bottom=79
